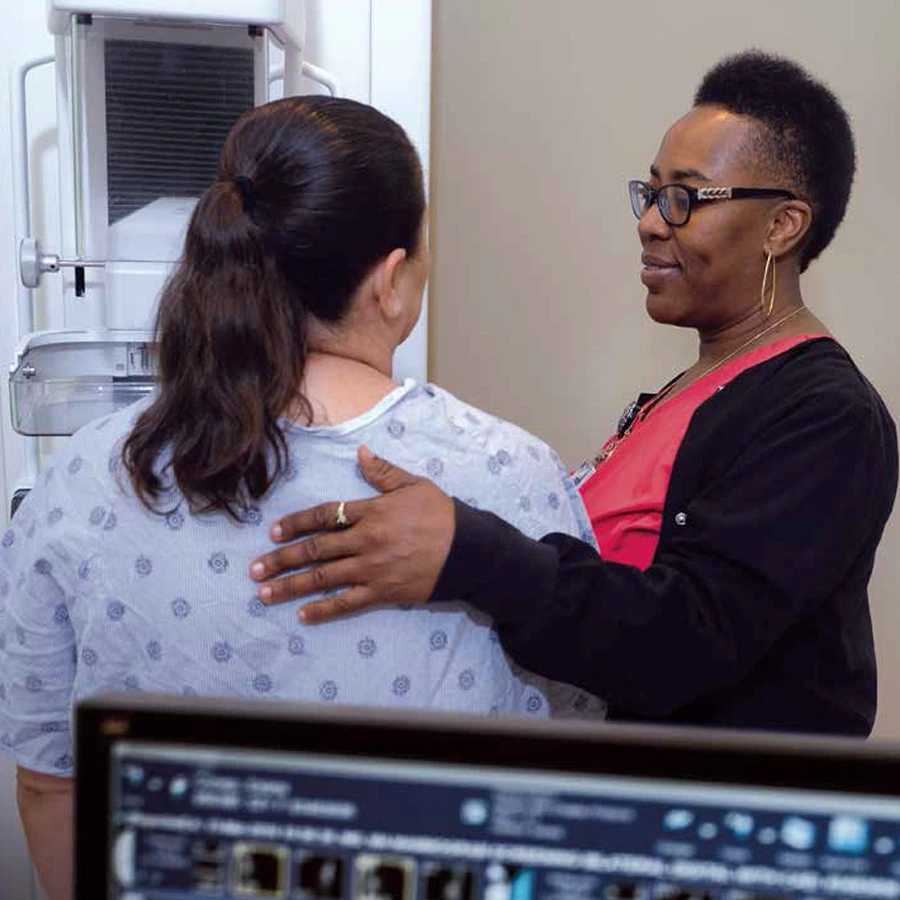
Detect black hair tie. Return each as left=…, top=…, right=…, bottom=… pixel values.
left=232, top=174, right=256, bottom=214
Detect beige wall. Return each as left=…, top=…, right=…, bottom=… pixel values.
left=429, top=1, right=900, bottom=737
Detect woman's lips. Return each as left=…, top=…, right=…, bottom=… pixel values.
left=640, top=253, right=681, bottom=287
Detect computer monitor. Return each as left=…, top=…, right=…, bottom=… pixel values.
left=76, top=693, right=900, bottom=900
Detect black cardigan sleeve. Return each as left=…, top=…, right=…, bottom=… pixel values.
left=432, top=375, right=895, bottom=719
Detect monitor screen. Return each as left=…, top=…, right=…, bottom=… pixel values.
left=77, top=696, right=900, bottom=900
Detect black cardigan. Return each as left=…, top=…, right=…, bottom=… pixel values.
left=432, top=339, right=898, bottom=736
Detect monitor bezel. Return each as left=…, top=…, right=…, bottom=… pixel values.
left=75, top=692, right=900, bottom=898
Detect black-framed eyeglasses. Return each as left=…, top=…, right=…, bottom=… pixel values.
left=628, top=179, right=797, bottom=227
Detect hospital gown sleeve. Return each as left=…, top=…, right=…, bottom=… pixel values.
left=0, top=470, right=80, bottom=775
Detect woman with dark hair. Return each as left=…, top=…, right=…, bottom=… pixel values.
left=252, top=52, right=898, bottom=738
left=0, top=96, right=602, bottom=899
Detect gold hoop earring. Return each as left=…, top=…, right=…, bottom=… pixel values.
left=760, top=251, right=776, bottom=318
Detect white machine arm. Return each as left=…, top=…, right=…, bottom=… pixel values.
left=268, top=62, right=340, bottom=97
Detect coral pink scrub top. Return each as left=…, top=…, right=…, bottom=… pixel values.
left=576, top=335, right=829, bottom=570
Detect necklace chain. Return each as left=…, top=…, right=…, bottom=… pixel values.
left=679, top=305, right=805, bottom=393
left=586, top=305, right=807, bottom=470
left=636, top=304, right=807, bottom=423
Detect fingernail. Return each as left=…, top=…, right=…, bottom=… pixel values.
left=250, top=561, right=265, bottom=578
left=271, top=524, right=283, bottom=540
left=258, top=585, right=272, bottom=601
left=297, top=608, right=308, bottom=623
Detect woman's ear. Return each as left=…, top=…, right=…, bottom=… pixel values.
left=768, top=198, right=814, bottom=259
left=372, top=248, right=408, bottom=322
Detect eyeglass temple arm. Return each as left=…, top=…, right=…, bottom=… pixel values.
left=696, top=187, right=796, bottom=200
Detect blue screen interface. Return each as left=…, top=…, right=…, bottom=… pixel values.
left=108, top=742, right=900, bottom=900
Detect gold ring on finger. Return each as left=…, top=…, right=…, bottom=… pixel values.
left=335, top=501, right=350, bottom=529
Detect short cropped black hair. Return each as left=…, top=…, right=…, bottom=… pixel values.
left=694, top=50, right=855, bottom=271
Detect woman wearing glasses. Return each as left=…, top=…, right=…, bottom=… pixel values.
left=250, top=52, right=898, bottom=736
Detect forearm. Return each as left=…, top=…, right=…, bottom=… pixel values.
left=432, top=499, right=561, bottom=609
left=433, top=501, right=766, bottom=716
left=16, top=772, right=73, bottom=900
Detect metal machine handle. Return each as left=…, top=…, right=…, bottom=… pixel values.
left=17, top=237, right=172, bottom=289
left=18, top=237, right=106, bottom=289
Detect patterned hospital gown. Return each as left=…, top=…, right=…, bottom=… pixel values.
left=0, top=379, right=604, bottom=775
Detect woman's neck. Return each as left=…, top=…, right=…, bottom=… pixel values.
left=696, top=279, right=826, bottom=367
left=286, top=349, right=400, bottom=427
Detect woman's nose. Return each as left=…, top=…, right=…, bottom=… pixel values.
left=637, top=202, right=671, bottom=242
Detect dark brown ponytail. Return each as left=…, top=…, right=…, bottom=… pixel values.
left=123, top=96, right=425, bottom=518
